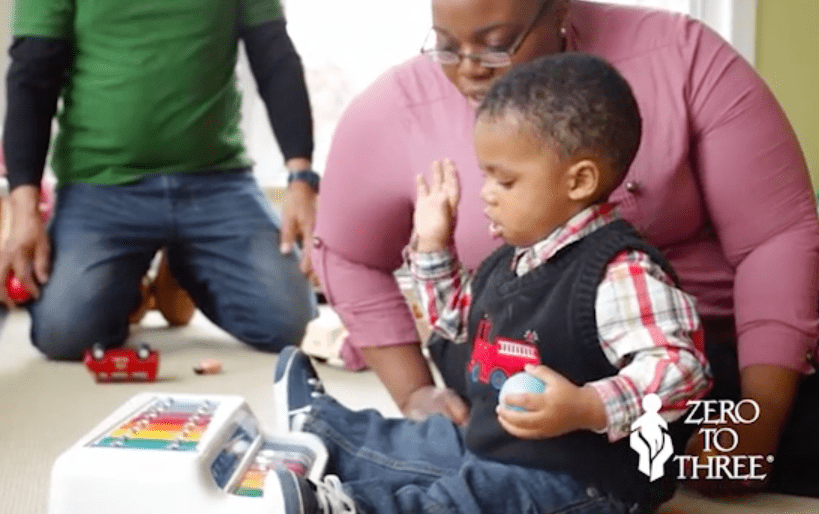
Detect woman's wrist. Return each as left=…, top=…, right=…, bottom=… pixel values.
left=360, top=344, right=435, bottom=410
left=740, top=364, right=801, bottom=452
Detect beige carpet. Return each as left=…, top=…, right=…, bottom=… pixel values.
left=2, top=307, right=818, bottom=514
left=0, top=307, right=399, bottom=514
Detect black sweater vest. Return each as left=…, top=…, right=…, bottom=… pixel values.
left=463, top=219, right=678, bottom=506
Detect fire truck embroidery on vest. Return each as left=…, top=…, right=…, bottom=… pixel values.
left=467, top=318, right=541, bottom=390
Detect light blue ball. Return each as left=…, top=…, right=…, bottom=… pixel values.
left=499, top=372, right=546, bottom=412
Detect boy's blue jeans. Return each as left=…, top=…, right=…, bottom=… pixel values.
left=29, top=170, right=315, bottom=360
left=303, top=395, right=641, bottom=514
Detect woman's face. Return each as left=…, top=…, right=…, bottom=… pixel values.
left=430, top=0, right=567, bottom=106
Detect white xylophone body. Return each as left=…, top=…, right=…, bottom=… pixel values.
left=48, top=392, right=327, bottom=514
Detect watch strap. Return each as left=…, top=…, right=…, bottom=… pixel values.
left=287, top=169, right=320, bottom=192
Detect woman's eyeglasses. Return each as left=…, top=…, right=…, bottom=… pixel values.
left=420, top=0, right=552, bottom=68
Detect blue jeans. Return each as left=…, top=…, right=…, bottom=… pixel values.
left=303, top=396, right=640, bottom=514
left=29, top=170, right=315, bottom=360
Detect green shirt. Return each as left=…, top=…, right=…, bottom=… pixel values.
left=12, top=0, right=283, bottom=185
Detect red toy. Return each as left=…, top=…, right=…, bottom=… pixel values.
left=5, top=272, right=33, bottom=303
left=83, top=343, right=159, bottom=382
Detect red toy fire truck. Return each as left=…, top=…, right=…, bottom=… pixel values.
left=83, top=343, right=159, bottom=382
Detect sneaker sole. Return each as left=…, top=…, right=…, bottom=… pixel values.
left=263, top=468, right=304, bottom=514
left=273, top=346, right=300, bottom=434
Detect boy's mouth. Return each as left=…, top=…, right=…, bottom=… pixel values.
left=488, top=220, right=502, bottom=238
left=466, top=94, right=485, bottom=107
left=463, top=88, right=486, bottom=108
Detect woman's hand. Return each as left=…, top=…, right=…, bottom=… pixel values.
left=681, top=364, right=797, bottom=496
left=414, top=159, right=460, bottom=253
left=404, top=385, right=470, bottom=426
left=682, top=418, right=773, bottom=496
left=497, top=364, right=607, bottom=439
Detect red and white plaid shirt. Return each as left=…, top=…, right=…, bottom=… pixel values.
left=408, top=204, right=712, bottom=440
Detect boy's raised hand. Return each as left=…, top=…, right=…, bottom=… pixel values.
left=497, top=364, right=608, bottom=439
left=414, top=159, right=460, bottom=252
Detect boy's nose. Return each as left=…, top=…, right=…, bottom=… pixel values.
left=479, top=184, right=494, bottom=205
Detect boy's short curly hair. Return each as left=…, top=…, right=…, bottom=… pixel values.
left=477, top=53, right=642, bottom=181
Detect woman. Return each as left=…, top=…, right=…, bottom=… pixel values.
left=313, top=0, right=819, bottom=496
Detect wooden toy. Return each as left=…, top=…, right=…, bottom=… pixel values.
left=48, top=392, right=328, bottom=514
left=194, top=358, right=223, bottom=375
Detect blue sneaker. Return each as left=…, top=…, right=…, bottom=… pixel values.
left=265, top=468, right=356, bottom=514
left=274, top=346, right=325, bottom=433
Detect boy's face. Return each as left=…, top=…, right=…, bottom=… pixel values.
left=474, top=113, right=578, bottom=247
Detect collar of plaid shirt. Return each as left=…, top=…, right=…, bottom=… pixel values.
left=512, top=203, right=620, bottom=276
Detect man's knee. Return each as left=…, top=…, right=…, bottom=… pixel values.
left=30, top=313, right=89, bottom=361
left=249, top=316, right=312, bottom=352
left=231, top=301, right=314, bottom=353
left=30, top=303, right=126, bottom=361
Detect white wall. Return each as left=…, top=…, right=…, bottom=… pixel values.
left=241, top=0, right=432, bottom=186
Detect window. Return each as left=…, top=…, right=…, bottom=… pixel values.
left=238, top=0, right=430, bottom=186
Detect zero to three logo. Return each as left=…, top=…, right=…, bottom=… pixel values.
left=630, top=394, right=673, bottom=482
left=630, top=394, right=772, bottom=482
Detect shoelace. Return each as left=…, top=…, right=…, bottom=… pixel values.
left=315, top=475, right=357, bottom=514
left=307, top=377, right=325, bottom=397
left=289, top=377, right=324, bottom=431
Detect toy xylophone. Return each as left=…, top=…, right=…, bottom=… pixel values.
left=48, top=392, right=327, bottom=514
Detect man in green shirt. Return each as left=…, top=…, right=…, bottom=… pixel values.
left=1, top=0, right=319, bottom=359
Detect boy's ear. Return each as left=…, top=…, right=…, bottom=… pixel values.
left=566, top=159, right=600, bottom=201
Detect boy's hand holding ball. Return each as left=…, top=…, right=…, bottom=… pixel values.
left=499, top=371, right=546, bottom=411
left=497, top=364, right=608, bottom=439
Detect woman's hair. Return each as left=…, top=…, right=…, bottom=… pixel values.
left=477, top=53, right=642, bottom=179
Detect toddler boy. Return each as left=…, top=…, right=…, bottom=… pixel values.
left=271, top=53, right=712, bottom=514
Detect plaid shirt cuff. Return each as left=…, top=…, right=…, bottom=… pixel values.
left=408, top=247, right=459, bottom=281
left=586, top=376, right=643, bottom=441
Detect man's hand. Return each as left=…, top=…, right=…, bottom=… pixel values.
left=280, top=179, right=318, bottom=285
left=414, top=159, right=460, bottom=253
left=404, top=385, right=470, bottom=426
left=497, top=364, right=607, bottom=439
left=0, top=185, right=51, bottom=306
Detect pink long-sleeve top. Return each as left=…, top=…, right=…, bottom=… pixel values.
left=313, top=1, right=819, bottom=373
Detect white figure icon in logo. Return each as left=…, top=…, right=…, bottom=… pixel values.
left=630, top=394, right=674, bottom=481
